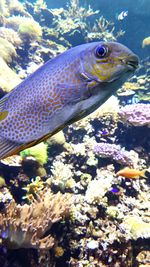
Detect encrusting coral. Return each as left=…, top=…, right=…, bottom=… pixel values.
left=0, top=189, right=72, bottom=249
left=118, top=103, right=150, bottom=127
left=93, top=142, right=138, bottom=166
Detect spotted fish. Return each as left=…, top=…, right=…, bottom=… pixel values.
left=0, top=41, right=139, bottom=159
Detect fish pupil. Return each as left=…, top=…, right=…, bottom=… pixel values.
left=95, top=45, right=107, bottom=58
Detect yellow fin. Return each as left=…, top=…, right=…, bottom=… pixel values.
left=0, top=110, right=8, bottom=121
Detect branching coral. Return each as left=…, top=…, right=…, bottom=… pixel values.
left=34, top=0, right=47, bottom=13
left=22, top=176, right=45, bottom=202
left=118, top=103, right=150, bottom=127
left=86, top=16, right=125, bottom=42
left=0, top=189, right=72, bottom=249
left=0, top=0, right=31, bottom=20
left=85, top=174, right=114, bottom=204
left=50, top=160, right=74, bottom=190
left=0, top=0, right=9, bottom=17
left=53, top=0, right=99, bottom=35
left=8, top=0, right=30, bottom=16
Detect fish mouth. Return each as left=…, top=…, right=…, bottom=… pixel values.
left=124, top=54, right=139, bottom=71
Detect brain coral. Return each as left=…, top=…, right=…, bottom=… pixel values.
left=118, top=104, right=150, bottom=127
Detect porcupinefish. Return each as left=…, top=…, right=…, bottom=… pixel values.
left=0, top=41, right=139, bottom=159
left=116, top=167, right=147, bottom=179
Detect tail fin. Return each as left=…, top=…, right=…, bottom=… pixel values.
left=140, top=169, right=147, bottom=178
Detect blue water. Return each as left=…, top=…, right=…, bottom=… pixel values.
left=44, top=0, right=150, bottom=58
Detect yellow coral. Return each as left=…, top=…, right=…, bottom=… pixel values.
left=47, top=131, right=66, bottom=146
left=142, top=36, right=150, bottom=48
left=6, top=16, right=26, bottom=30
left=20, top=142, right=48, bottom=165
left=122, top=82, right=139, bottom=90
left=54, top=246, right=64, bottom=257
left=23, top=176, right=44, bottom=202
left=18, top=18, right=42, bottom=41
left=0, top=176, right=6, bottom=187
left=123, top=216, right=150, bottom=240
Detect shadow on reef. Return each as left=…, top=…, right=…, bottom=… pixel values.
left=115, top=122, right=150, bottom=154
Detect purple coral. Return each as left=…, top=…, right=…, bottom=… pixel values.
left=93, top=142, right=134, bottom=166
left=118, top=104, right=150, bottom=127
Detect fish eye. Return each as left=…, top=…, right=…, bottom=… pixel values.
left=95, top=45, right=108, bottom=58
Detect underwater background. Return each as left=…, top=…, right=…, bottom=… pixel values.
left=0, top=0, right=149, bottom=266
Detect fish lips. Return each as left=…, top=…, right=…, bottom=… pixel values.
left=123, top=54, right=139, bottom=71
left=109, top=55, right=139, bottom=82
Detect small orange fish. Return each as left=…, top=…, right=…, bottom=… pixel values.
left=116, top=167, right=147, bottom=179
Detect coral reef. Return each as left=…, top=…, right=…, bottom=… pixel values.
left=0, top=37, right=16, bottom=63
left=121, top=216, right=150, bottom=240
left=118, top=104, right=150, bottom=127
left=53, top=0, right=99, bottom=35
left=117, top=58, right=150, bottom=104
left=93, top=142, right=138, bottom=166
left=20, top=142, right=48, bottom=165
left=18, top=18, right=42, bottom=41
left=0, top=0, right=149, bottom=266
left=0, top=189, right=72, bottom=249
left=0, top=27, right=22, bottom=46
left=86, top=16, right=125, bottom=42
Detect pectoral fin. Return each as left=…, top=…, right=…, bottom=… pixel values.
left=57, top=83, right=90, bottom=105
